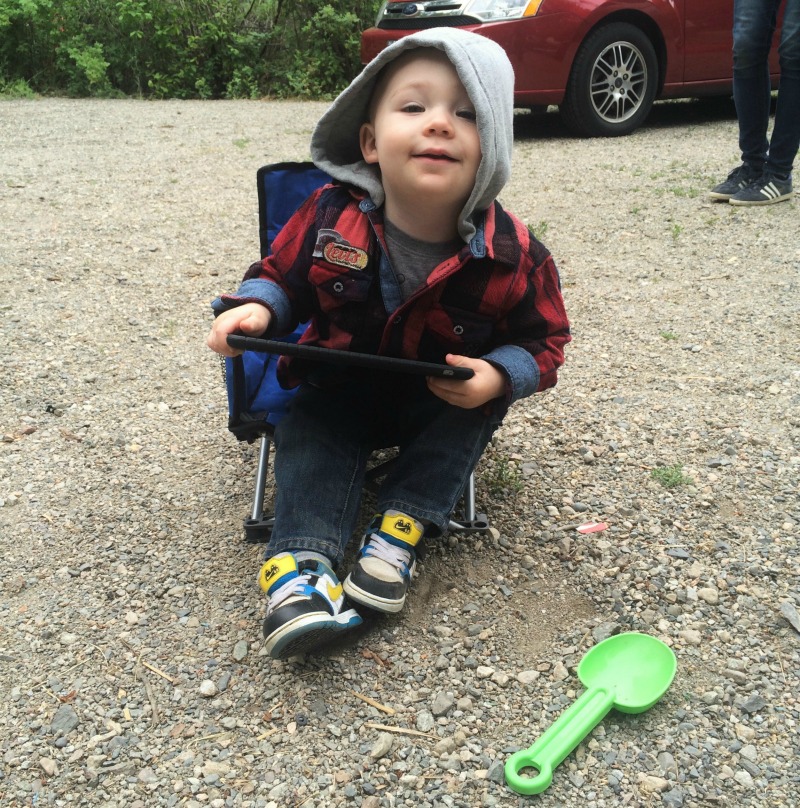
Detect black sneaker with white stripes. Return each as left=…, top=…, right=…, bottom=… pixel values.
left=708, top=163, right=762, bottom=200
left=729, top=172, right=793, bottom=206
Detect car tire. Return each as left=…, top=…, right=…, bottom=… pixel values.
left=561, top=22, right=658, bottom=137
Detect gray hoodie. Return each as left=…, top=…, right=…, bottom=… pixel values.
left=310, top=28, right=515, bottom=243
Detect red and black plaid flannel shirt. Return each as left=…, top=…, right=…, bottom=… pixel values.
left=238, top=184, right=570, bottom=396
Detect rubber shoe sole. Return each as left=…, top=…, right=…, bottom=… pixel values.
left=729, top=187, right=793, bottom=206
left=343, top=576, right=407, bottom=613
left=263, top=608, right=361, bottom=658
left=709, top=188, right=739, bottom=201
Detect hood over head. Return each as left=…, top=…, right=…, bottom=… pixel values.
left=310, top=28, right=515, bottom=243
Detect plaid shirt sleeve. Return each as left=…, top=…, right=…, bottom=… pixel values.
left=475, top=206, right=571, bottom=401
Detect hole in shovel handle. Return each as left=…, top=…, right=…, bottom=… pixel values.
left=505, top=751, right=553, bottom=795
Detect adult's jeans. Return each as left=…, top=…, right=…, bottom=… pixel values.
left=267, top=369, right=502, bottom=566
left=733, top=0, right=800, bottom=176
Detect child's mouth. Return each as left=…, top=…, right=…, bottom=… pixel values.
left=415, top=152, right=456, bottom=161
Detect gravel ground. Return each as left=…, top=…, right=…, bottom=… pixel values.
left=1, top=98, right=799, bottom=808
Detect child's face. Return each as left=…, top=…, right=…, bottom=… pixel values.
left=359, top=51, right=481, bottom=219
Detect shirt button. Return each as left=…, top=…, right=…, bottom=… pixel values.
left=453, top=324, right=464, bottom=335
left=397, top=274, right=405, bottom=283
left=333, top=281, right=344, bottom=293
left=394, top=315, right=402, bottom=324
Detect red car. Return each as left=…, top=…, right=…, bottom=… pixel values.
left=361, top=0, right=782, bottom=137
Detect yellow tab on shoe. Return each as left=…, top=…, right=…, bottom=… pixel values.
left=258, top=552, right=299, bottom=593
left=381, top=512, right=423, bottom=547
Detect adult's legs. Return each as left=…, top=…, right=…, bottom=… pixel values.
left=733, top=0, right=783, bottom=168
left=766, top=0, right=800, bottom=175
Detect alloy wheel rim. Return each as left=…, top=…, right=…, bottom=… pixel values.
left=590, top=41, right=648, bottom=124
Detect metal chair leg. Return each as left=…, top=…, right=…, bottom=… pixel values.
left=448, top=472, right=490, bottom=533
left=243, top=435, right=275, bottom=542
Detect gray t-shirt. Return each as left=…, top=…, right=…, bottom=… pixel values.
left=383, top=218, right=462, bottom=301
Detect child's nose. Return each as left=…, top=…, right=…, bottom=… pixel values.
left=424, top=108, right=454, bottom=136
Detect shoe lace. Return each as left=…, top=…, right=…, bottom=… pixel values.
left=731, top=164, right=759, bottom=182
left=266, top=572, right=314, bottom=614
left=364, top=533, right=412, bottom=572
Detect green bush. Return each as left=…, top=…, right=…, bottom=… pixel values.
left=0, top=0, right=381, bottom=99
left=0, top=77, right=35, bottom=97
left=283, top=5, right=364, bottom=99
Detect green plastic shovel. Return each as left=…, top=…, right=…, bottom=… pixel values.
left=505, top=632, right=677, bottom=795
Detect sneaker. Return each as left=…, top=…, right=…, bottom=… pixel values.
left=259, top=553, right=362, bottom=659
left=729, top=172, right=793, bottom=206
left=708, top=163, right=762, bottom=200
left=343, top=511, right=424, bottom=613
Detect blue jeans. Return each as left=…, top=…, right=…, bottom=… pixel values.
left=267, top=369, right=502, bottom=566
left=733, top=0, right=800, bottom=176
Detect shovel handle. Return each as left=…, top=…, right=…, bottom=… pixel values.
left=505, top=686, right=615, bottom=795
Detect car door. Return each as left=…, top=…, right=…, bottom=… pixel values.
left=682, top=0, right=735, bottom=82
left=683, top=0, right=783, bottom=83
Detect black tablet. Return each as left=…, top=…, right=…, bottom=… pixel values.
left=227, top=335, right=474, bottom=380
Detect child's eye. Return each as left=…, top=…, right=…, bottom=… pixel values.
left=457, top=109, right=477, bottom=122
left=402, top=103, right=424, bottom=113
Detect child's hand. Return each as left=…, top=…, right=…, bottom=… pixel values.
left=427, top=354, right=506, bottom=409
left=206, top=302, right=271, bottom=357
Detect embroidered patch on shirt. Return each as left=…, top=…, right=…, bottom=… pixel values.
left=323, top=241, right=368, bottom=270
left=313, top=228, right=343, bottom=258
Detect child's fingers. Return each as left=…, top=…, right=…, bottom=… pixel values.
left=206, top=320, right=241, bottom=357
left=207, top=305, right=269, bottom=356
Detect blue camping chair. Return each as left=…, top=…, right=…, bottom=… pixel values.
left=223, top=162, right=490, bottom=543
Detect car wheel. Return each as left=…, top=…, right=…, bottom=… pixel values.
left=561, top=23, right=658, bottom=137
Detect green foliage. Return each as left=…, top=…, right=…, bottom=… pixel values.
left=0, top=77, right=35, bottom=97
left=62, top=39, right=113, bottom=95
left=0, top=0, right=381, bottom=99
left=651, top=464, right=693, bottom=489
left=484, top=456, right=524, bottom=499
left=529, top=220, right=549, bottom=241
left=283, top=5, right=363, bottom=99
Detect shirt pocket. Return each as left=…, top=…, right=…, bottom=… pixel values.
left=424, top=305, right=495, bottom=356
left=309, top=260, right=372, bottom=315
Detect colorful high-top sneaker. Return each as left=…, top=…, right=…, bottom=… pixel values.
left=259, top=553, right=362, bottom=659
left=343, top=511, right=424, bottom=613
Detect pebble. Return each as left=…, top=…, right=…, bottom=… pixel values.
left=697, top=587, right=719, bottom=604
left=40, top=758, right=58, bottom=776
left=416, top=711, right=435, bottom=732
left=739, top=744, right=758, bottom=762
left=638, top=774, right=670, bottom=793
left=431, top=691, right=455, bottom=716
left=369, top=733, right=393, bottom=760
left=50, top=705, right=79, bottom=736
left=663, top=787, right=685, bottom=807
left=740, top=694, right=768, bottom=714
left=780, top=602, right=800, bottom=633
